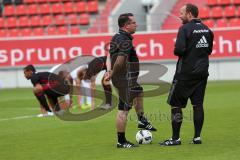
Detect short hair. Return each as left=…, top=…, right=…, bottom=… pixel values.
left=23, top=64, right=36, bottom=72
left=118, top=13, right=134, bottom=28
left=186, top=3, right=198, bottom=18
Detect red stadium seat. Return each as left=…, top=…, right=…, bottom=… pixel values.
left=70, top=26, right=80, bottom=34
left=233, top=0, right=240, bottom=5
left=3, top=5, right=15, bottom=16
left=87, top=0, right=98, bottom=13
left=218, top=0, right=232, bottom=6
left=18, top=16, right=30, bottom=27
left=24, top=0, right=36, bottom=3
left=0, top=18, right=4, bottom=28
left=33, top=27, right=44, bottom=36
left=58, top=26, right=68, bottom=35
left=75, top=1, right=87, bottom=13
left=8, top=29, right=20, bottom=37
left=39, top=4, right=51, bottom=15
left=47, top=26, right=57, bottom=35
left=27, top=4, right=39, bottom=15
left=30, top=15, right=41, bottom=27
left=199, top=7, right=211, bottom=19
left=51, top=3, right=63, bottom=14
left=206, top=0, right=218, bottom=6
left=6, top=17, right=17, bottom=28
left=55, top=14, right=66, bottom=26
left=216, top=19, right=228, bottom=27
left=211, top=6, right=223, bottom=18
left=42, top=15, right=53, bottom=26
left=203, top=19, right=215, bottom=28
left=63, top=2, right=75, bottom=13
left=67, top=14, right=78, bottom=25
left=21, top=28, right=32, bottom=36
left=225, top=6, right=236, bottom=18
left=0, top=29, right=8, bottom=37
left=15, top=4, right=26, bottom=16
left=229, top=18, right=240, bottom=27
left=47, top=0, right=60, bottom=2
left=79, top=13, right=90, bottom=25
left=237, top=6, right=240, bottom=17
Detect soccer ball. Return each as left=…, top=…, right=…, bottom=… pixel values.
left=136, top=130, right=153, bottom=144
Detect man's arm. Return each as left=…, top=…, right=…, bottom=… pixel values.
left=110, top=55, right=127, bottom=78
left=106, top=53, right=111, bottom=71
left=208, top=31, right=214, bottom=55
left=104, top=54, right=112, bottom=80
left=174, top=27, right=187, bottom=56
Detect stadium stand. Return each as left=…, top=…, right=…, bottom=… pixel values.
left=161, top=0, right=240, bottom=30
left=1, top=0, right=240, bottom=37
left=88, top=0, right=120, bottom=33
left=0, top=0, right=115, bottom=37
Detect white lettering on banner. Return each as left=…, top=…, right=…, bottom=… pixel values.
left=26, top=49, right=35, bottom=61
left=150, top=39, right=163, bottom=56
left=92, top=42, right=106, bottom=57
left=39, top=49, right=51, bottom=61
left=0, top=50, right=8, bottom=63
left=11, top=49, right=24, bottom=66
left=69, top=47, right=82, bottom=58
left=136, top=43, right=147, bottom=57
left=236, top=40, right=240, bottom=53
left=53, top=48, right=66, bottom=60
left=219, top=36, right=233, bottom=54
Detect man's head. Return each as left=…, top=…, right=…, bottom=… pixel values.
left=23, top=64, right=36, bottom=80
left=118, top=13, right=137, bottom=34
left=179, top=3, right=199, bottom=24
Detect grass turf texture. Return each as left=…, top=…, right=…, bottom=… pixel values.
left=0, top=81, right=240, bottom=160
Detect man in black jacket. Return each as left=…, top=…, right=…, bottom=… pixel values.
left=160, top=3, right=214, bottom=146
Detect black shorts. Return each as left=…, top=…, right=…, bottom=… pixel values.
left=85, top=57, right=107, bottom=79
left=45, top=80, right=70, bottom=102
left=112, top=77, right=143, bottom=111
left=167, top=78, right=208, bottom=108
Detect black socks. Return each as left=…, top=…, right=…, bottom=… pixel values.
left=171, top=107, right=183, bottom=140
left=193, top=105, right=204, bottom=138
left=117, top=132, right=126, bottom=143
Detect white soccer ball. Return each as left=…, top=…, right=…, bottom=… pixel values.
left=136, top=130, right=153, bottom=144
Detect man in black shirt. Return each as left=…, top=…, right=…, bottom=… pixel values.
left=160, top=3, right=214, bottom=146
left=23, top=65, right=70, bottom=115
left=109, top=13, right=156, bottom=148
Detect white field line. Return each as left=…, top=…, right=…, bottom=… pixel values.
left=0, top=97, right=41, bottom=122
left=0, top=115, right=38, bottom=122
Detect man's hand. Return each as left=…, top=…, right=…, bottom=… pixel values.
left=104, top=70, right=112, bottom=80
left=33, top=84, right=43, bottom=94
left=103, top=71, right=112, bottom=85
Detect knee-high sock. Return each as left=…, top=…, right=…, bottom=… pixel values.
left=171, top=107, right=183, bottom=140
left=103, top=84, right=112, bottom=105
left=34, top=93, right=51, bottom=112
left=193, top=105, right=204, bottom=138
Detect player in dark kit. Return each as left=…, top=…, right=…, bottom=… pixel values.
left=109, top=13, right=157, bottom=148
left=160, top=3, right=214, bottom=146
left=76, top=56, right=113, bottom=109
left=23, top=65, right=71, bottom=115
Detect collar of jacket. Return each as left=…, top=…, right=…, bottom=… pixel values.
left=190, top=18, right=201, bottom=23
left=118, top=29, right=133, bottom=40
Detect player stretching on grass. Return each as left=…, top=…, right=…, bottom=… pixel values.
left=23, top=65, right=71, bottom=115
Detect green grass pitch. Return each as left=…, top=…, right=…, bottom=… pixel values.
left=0, top=81, right=240, bottom=160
